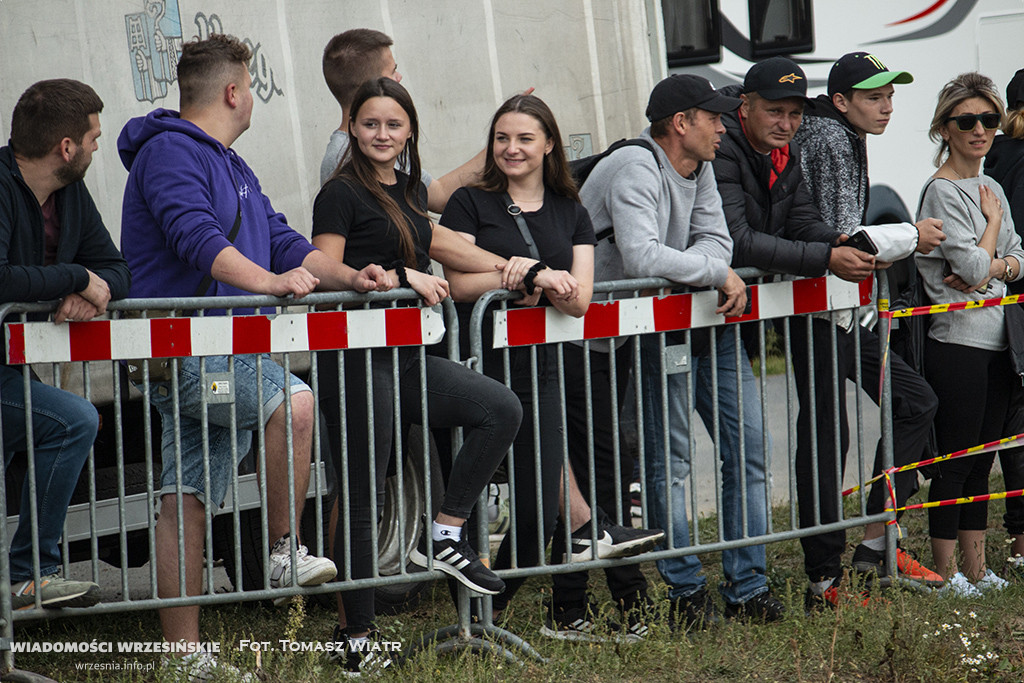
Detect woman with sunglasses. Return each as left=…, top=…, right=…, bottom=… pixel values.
left=916, top=72, right=1024, bottom=596
left=983, top=69, right=1024, bottom=576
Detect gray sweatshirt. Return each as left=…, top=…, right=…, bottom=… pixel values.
left=582, top=128, right=732, bottom=290
left=916, top=175, right=1024, bottom=351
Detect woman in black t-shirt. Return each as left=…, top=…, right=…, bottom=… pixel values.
left=441, top=95, right=604, bottom=616
left=310, top=78, right=523, bottom=671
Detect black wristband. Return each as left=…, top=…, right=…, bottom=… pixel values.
left=389, top=260, right=410, bottom=288
left=523, top=261, right=548, bottom=293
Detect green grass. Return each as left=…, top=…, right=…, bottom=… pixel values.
left=9, top=488, right=1024, bottom=682
left=750, top=328, right=787, bottom=377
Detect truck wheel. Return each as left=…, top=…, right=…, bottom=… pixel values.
left=373, top=431, right=443, bottom=615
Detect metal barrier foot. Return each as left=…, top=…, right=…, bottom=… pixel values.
left=394, top=586, right=545, bottom=668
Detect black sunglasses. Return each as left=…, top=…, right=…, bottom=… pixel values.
left=945, top=113, right=1001, bottom=131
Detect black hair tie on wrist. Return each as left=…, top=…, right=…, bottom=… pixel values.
left=523, top=261, right=548, bottom=293
left=390, top=260, right=410, bottom=288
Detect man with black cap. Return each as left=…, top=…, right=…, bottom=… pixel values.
left=792, top=52, right=945, bottom=591
left=580, top=74, right=785, bottom=629
left=714, top=56, right=945, bottom=609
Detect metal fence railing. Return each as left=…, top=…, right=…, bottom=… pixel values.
left=0, top=271, right=905, bottom=675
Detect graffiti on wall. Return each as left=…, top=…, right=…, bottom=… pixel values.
left=125, top=1, right=284, bottom=104
left=193, top=12, right=284, bottom=104
left=125, top=0, right=184, bottom=103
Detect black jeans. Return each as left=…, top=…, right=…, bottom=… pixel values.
left=1000, top=384, right=1024, bottom=536
left=487, top=345, right=564, bottom=612
left=924, top=340, right=1011, bottom=539
left=791, top=318, right=938, bottom=582
left=550, top=343, right=649, bottom=609
left=319, top=348, right=522, bottom=633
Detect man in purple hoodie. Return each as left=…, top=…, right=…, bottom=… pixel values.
left=119, top=35, right=389, bottom=677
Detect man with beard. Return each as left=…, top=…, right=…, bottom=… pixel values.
left=0, top=79, right=131, bottom=610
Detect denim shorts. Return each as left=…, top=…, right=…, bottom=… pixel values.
left=141, top=354, right=310, bottom=506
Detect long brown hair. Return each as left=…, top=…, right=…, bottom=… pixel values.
left=333, top=77, right=424, bottom=266
left=474, top=94, right=579, bottom=201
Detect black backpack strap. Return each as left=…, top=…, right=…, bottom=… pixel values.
left=592, top=139, right=661, bottom=244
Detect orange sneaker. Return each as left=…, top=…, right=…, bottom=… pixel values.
left=852, top=543, right=944, bottom=587
left=895, top=548, right=944, bottom=587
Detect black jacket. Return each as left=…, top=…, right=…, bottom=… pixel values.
left=984, top=134, right=1024, bottom=235
left=0, top=145, right=130, bottom=304
left=712, top=86, right=840, bottom=277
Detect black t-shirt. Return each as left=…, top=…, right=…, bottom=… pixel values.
left=312, top=171, right=432, bottom=272
left=440, top=186, right=596, bottom=269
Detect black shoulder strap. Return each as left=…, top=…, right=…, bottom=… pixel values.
left=192, top=196, right=242, bottom=298
left=501, top=192, right=541, bottom=260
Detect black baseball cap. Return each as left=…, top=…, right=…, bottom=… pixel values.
left=1007, top=69, right=1024, bottom=109
left=743, top=57, right=810, bottom=101
left=645, top=74, right=741, bottom=122
left=827, top=52, right=912, bottom=96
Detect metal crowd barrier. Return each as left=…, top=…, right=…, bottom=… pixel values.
left=0, top=270, right=901, bottom=675
left=464, top=269, right=895, bottom=590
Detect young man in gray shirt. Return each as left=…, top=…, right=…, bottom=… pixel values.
left=581, top=75, right=783, bottom=628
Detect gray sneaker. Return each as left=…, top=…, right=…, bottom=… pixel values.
left=11, top=574, right=100, bottom=611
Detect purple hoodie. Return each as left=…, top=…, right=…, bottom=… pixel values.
left=118, top=109, right=315, bottom=302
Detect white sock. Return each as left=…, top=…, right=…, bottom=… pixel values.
left=811, top=579, right=833, bottom=596
left=347, top=635, right=368, bottom=647
left=432, top=521, right=462, bottom=542
left=860, top=536, right=885, bottom=551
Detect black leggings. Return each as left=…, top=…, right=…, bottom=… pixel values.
left=319, top=347, right=522, bottom=633
left=488, top=345, right=564, bottom=612
left=924, top=339, right=1012, bottom=540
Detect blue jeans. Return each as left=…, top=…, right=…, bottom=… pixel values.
left=1, top=365, right=98, bottom=582
left=640, top=329, right=770, bottom=604
left=139, top=354, right=310, bottom=507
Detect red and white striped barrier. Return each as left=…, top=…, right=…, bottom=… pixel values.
left=5, top=306, right=445, bottom=365
left=492, top=275, right=873, bottom=348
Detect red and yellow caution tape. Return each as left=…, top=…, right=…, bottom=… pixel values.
left=842, top=432, right=1024, bottom=497
left=889, top=488, right=1024, bottom=513
left=879, top=293, right=1023, bottom=320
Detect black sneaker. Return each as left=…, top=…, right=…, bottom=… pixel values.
left=668, top=587, right=721, bottom=631
left=618, top=593, right=654, bottom=641
left=328, top=626, right=395, bottom=678
left=723, top=590, right=785, bottom=622
left=565, top=519, right=665, bottom=562
left=852, top=543, right=944, bottom=587
left=539, top=600, right=640, bottom=644
left=409, top=528, right=505, bottom=595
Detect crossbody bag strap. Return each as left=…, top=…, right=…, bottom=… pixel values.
left=192, top=196, right=243, bottom=298
left=502, top=192, right=541, bottom=261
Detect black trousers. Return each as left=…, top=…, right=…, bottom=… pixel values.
left=550, top=343, right=649, bottom=609
left=924, top=340, right=1012, bottom=539
left=488, top=346, right=565, bottom=612
left=1000, top=384, right=1024, bottom=536
left=791, top=318, right=938, bottom=582
left=319, top=348, right=521, bottom=632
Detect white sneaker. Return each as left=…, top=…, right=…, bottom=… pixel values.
left=161, top=651, right=256, bottom=682
left=938, top=571, right=983, bottom=598
left=975, top=568, right=1009, bottom=593
left=269, top=536, right=337, bottom=605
